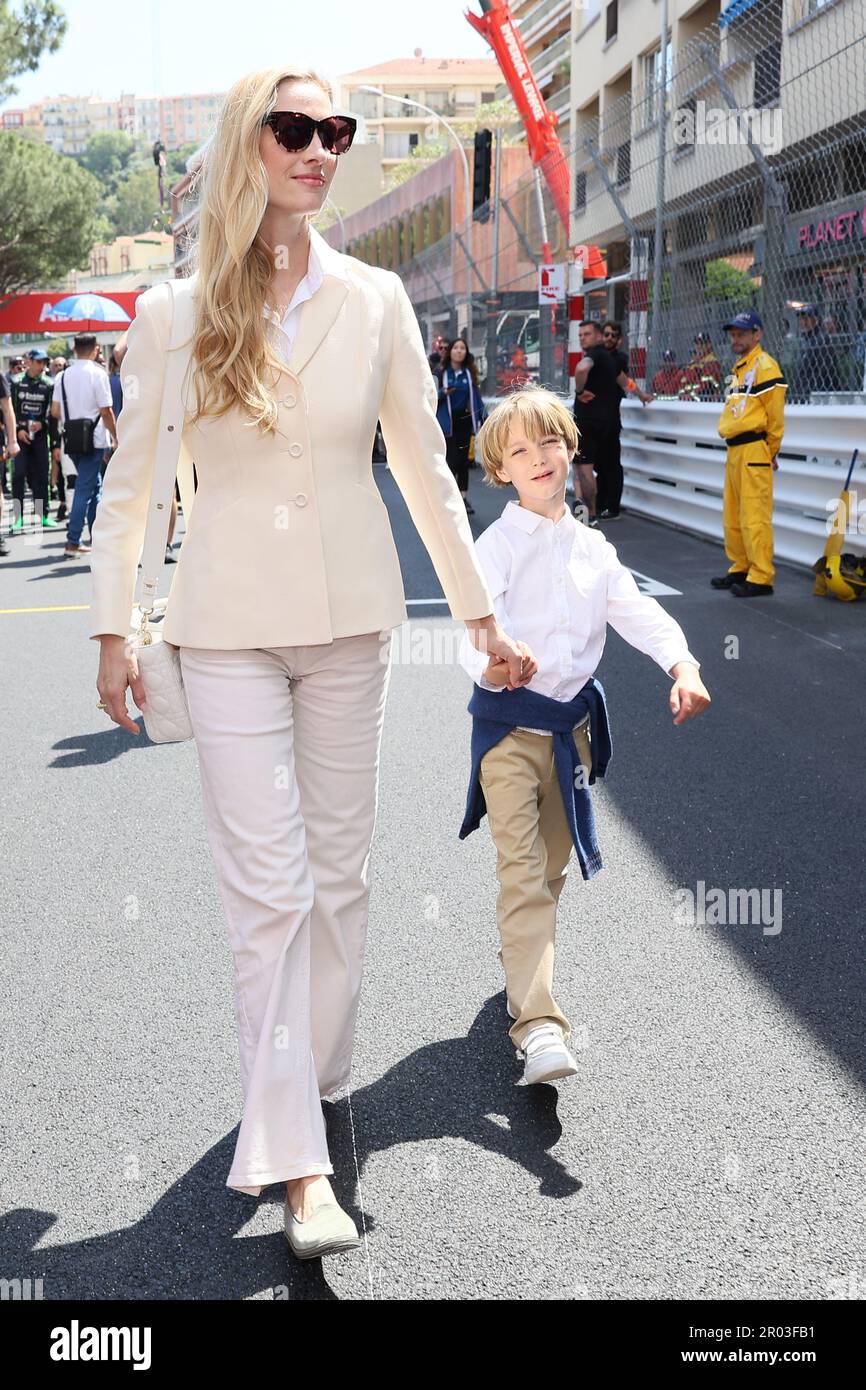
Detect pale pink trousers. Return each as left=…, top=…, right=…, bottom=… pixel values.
left=178, top=631, right=393, bottom=1195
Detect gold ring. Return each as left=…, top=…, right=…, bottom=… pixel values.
left=96, top=701, right=109, bottom=710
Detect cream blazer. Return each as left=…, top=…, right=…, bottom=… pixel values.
left=89, top=223, right=493, bottom=647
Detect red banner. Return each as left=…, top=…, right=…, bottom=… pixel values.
left=0, top=290, right=143, bottom=335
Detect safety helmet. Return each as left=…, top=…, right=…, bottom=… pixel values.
left=824, top=553, right=866, bottom=602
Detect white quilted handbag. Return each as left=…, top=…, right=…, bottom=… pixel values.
left=129, top=597, right=193, bottom=744
left=126, top=278, right=195, bottom=744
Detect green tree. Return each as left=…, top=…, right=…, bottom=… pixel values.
left=164, top=142, right=200, bottom=183
left=704, top=257, right=757, bottom=303
left=104, top=165, right=163, bottom=237
left=77, top=130, right=135, bottom=192
left=0, top=131, right=102, bottom=299
left=0, top=0, right=68, bottom=103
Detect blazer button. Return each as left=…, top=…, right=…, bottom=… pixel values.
left=289, top=442, right=303, bottom=456
left=281, top=394, right=296, bottom=408
left=294, top=492, right=308, bottom=507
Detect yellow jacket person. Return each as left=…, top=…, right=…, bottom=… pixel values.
left=712, top=309, right=787, bottom=596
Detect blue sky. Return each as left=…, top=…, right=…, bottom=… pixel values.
left=3, top=0, right=492, bottom=109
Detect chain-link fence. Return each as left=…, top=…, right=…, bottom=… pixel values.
left=386, top=0, right=866, bottom=406
left=572, top=0, right=866, bottom=402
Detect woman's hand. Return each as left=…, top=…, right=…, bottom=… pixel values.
left=466, top=616, right=537, bottom=688
left=669, top=662, right=711, bottom=725
left=96, top=634, right=148, bottom=735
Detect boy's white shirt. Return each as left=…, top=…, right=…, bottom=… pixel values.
left=457, top=500, right=700, bottom=724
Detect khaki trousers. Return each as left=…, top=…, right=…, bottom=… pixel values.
left=178, top=631, right=392, bottom=1195
left=479, top=720, right=592, bottom=1049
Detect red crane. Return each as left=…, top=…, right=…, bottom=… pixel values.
left=465, top=0, right=605, bottom=277
left=466, top=0, right=606, bottom=389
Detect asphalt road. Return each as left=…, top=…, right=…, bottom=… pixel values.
left=1, top=466, right=865, bottom=1302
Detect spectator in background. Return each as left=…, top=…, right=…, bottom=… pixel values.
left=602, top=320, right=631, bottom=521
left=652, top=349, right=683, bottom=397
left=436, top=336, right=487, bottom=517
left=48, top=355, right=70, bottom=521
left=9, top=349, right=62, bottom=533
left=679, top=333, right=722, bottom=401
left=428, top=332, right=447, bottom=374
left=50, top=333, right=117, bottom=557
left=793, top=304, right=842, bottom=399
left=4, top=356, right=24, bottom=391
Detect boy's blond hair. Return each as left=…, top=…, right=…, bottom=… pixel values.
left=474, top=384, right=579, bottom=486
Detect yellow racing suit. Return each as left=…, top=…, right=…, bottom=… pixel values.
left=717, top=344, right=786, bottom=586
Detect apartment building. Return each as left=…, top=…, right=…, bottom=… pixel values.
left=1, top=90, right=225, bottom=153
left=568, top=0, right=866, bottom=360
left=337, top=50, right=501, bottom=175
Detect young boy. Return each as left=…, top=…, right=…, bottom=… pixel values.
left=458, top=386, right=710, bottom=1085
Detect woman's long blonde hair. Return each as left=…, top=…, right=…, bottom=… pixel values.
left=184, top=65, right=333, bottom=436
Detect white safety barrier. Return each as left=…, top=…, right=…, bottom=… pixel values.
left=620, top=400, right=866, bottom=571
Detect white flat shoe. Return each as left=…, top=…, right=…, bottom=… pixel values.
left=520, top=1024, right=579, bottom=1085
left=283, top=1198, right=361, bottom=1260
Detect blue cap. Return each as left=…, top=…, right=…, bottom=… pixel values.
left=26, top=347, right=49, bottom=361
left=721, top=310, right=763, bottom=331
left=796, top=303, right=819, bottom=317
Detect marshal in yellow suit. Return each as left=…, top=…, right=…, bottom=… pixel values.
left=716, top=343, right=787, bottom=587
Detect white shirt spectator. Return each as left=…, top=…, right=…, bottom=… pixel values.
left=458, top=500, right=700, bottom=734
left=262, top=234, right=325, bottom=361
left=52, top=357, right=113, bottom=450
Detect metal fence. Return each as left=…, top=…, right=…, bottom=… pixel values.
left=572, top=0, right=866, bottom=402
left=387, top=0, right=866, bottom=406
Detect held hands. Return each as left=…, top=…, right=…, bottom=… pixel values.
left=669, top=662, right=711, bottom=726
left=466, top=619, right=537, bottom=689
left=484, top=641, right=537, bottom=690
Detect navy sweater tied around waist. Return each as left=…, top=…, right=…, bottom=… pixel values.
left=458, top=678, right=612, bottom=880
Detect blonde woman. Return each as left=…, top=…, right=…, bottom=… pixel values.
left=89, top=65, right=535, bottom=1262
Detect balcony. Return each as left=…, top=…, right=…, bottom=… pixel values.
left=548, top=84, right=570, bottom=129
left=533, top=30, right=571, bottom=92
left=519, top=0, right=571, bottom=50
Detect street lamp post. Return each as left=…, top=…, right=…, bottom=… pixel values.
left=358, top=85, right=474, bottom=344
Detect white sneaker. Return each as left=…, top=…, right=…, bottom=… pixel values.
left=519, top=1024, right=579, bottom=1085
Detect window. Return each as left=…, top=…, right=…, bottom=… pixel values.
left=641, top=40, right=672, bottom=127
left=574, top=170, right=587, bottom=214
left=481, top=91, right=496, bottom=103
left=384, top=132, right=411, bottom=158
left=349, top=91, right=379, bottom=118
left=674, top=96, right=696, bottom=155
left=616, top=139, right=630, bottom=186
left=753, top=38, right=781, bottom=108
left=605, top=0, right=618, bottom=43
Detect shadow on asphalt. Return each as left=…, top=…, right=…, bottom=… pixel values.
left=4, top=999, right=581, bottom=1299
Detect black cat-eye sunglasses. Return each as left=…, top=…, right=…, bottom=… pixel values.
left=261, top=111, right=357, bottom=155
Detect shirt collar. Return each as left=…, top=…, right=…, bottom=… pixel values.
left=501, top=498, right=576, bottom=534
left=735, top=343, right=761, bottom=371
left=263, top=233, right=326, bottom=328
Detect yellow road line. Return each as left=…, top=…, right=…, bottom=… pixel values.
left=0, top=604, right=92, bottom=614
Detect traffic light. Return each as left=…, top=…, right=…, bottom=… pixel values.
left=473, top=129, right=492, bottom=223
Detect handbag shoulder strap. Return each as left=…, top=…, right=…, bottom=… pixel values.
left=137, top=279, right=194, bottom=613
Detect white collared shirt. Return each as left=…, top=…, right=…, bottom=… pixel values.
left=458, top=500, right=700, bottom=733
left=263, top=232, right=325, bottom=361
